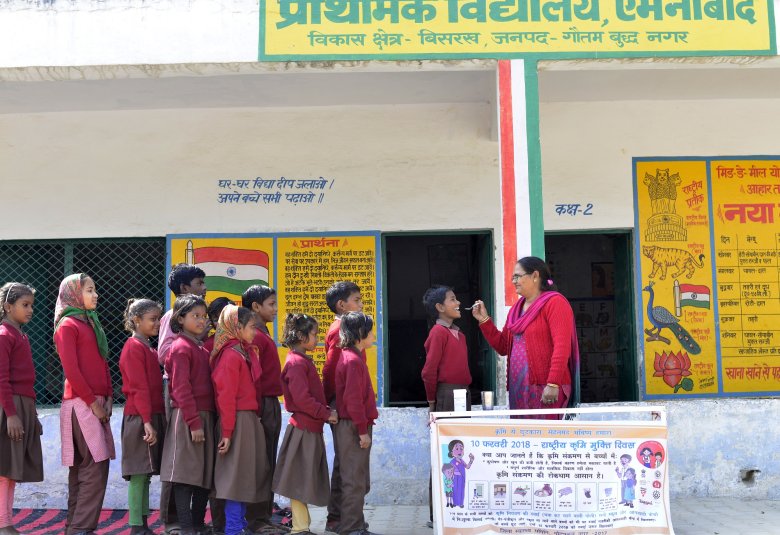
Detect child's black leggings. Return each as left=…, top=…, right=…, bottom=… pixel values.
left=173, top=483, right=210, bottom=531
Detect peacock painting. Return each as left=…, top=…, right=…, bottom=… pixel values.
left=643, top=282, right=701, bottom=355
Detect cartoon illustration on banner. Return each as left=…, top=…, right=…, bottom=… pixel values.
left=431, top=419, right=673, bottom=534
left=634, top=157, right=780, bottom=397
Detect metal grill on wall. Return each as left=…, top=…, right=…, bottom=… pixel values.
left=0, top=238, right=166, bottom=405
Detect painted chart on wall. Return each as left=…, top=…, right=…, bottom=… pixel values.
left=167, top=233, right=383, bottom=402
left=634, top=157, right=780, bottom=397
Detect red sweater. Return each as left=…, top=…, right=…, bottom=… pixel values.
left=421, top=323, right=472, bottom=402
left=479, top=294, right=574, bottom=386
left=281, top=350, right=331, bottom=433
left=54, top=317, right=111, bottom=405
left=322, top=319, right=366, bottom=403
left=165, top=334, right=215, bottom=431
left=203, top=335, right=214, bottom=354
left=335, top=347, right=378, bottom=435
left=120, top=337, right=164, bottom=422
left=212, top=343, right=259, bottom=439
left=0, top=323, right=36, bottom=416
left=250, top=328, right=283, bottom=398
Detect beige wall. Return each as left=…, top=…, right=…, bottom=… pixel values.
left=1, top=103, right=500, bottom=239
left=540, top=74, right=780, bottom=231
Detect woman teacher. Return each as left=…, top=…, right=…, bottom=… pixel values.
left=471, top=256, right=579, bottom=418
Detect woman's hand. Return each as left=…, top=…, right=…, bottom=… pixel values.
left=6, top=415, right=24, bottom=441
left=143, top=422, right=157, bottom=446
left=90, top=400, right=109, bottom=423
left=541, top=385, right=559, bottom=405
left=218, top=437, right=231, bottom=455
left=191, top=428, right=205, bottom=443
left=471, top=300, right=489, bottom=323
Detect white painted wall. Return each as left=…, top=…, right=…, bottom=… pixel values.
left=540, top=96, right=780, bottom=231
left=0, top=100, right=500, bottom=242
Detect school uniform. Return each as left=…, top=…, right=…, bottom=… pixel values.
left=156, top=307, right=179, bottom=526
left=245, top=326, right=283, bottom=528
left=212, top=343, right=268, bottom=504
left=160, top=334, right=216, bottom=489
left=55, top=316, right=115, bottom=535
left=273, top=350, right=331, bottom=507
left=334, top=347, right=378, bottom=535
left=119, top=336, right=166, bottom=478
left=322, top=319, right=367, bottom=528
left=422, top=321, right=473, bottom=412
left=0, top=322, right=43, bottom=483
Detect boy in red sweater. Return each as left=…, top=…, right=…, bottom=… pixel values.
left=321, top=281, right=363, bottom=534
left=241, top=285, right=286, bottom=533
left=334, top=312, right=379, bottom=535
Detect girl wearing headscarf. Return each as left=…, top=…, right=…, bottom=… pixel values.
left=53, top=274, right=115, bottom=535
left=211, top=305, right=269, bottom=535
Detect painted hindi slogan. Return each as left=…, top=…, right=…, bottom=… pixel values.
left=430, top=411, right=672, bottom=535
left=634, top=157, right=780, bottom=397
left=167, top=233, right=383, bottom=402
left=259, top=0, right=774, bottom=60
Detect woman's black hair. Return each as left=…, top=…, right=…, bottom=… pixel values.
left=0, top=282, right=35, bottom=322
left=170, top=294, right=207, bottom=334
left=517, top=256, right=558, bottom=292
left=242, top=285, right=276, bottom=309
left=282, top=313, right=318, bottom=348
left=447, top=439, right=464, bottom=458
left=124, top=298, right=163, bottom=332
left=338, top=312, right=374, bottom=349
left=207, top=297, right=234, bottom=324
left=422, top=285, right=453, bottom=321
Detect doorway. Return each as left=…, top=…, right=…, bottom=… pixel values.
left=545, top=232, right=639, bottom=402
left=383, top=232, right=495, bottom=406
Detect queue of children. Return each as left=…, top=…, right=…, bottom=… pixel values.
left=0, top=265, right=381, bottom=535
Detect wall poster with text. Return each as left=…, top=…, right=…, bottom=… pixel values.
left=430, top=412, right=673, bottom=534
left=167, top=232, right=383, bottom=402
left=633, top=156, right=780, bottom=397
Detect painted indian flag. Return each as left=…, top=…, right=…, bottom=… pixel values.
left=680, top=284, right=711, bottom=309
left=192, top=246, right=269, bottom=296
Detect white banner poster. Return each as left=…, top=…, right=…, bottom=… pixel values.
left=430, top=408, right=674, bottom=535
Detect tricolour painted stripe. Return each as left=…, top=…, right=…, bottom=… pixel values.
left=498, top=60, right=518, bottom=305
left=193, top=246, right=269, bottom=267
left=510, top=59, right=533, bottom=263
left=205, top=275, right=269, bottom=296
left=197, top=261, right=269, bottom=282
left=679, top=284, right=710, bottom=295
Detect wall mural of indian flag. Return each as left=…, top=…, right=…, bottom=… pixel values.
left=167, top=237, right=275, bottom=304
left=185, top=241, right=270, bottom=296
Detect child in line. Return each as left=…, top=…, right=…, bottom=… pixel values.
left=273, top=314, right=337, bottom=535
left=334, top=312, right=379, bottom=535
left=157, top=263, right=207, bottom=534
left=160, top=295, right=215, bottom=535
left=241, top=285, right=285, bottom=534
left=211, top=305, right=269, bottom=535
left=54, top=274, right=115, bottom=535
left=421, top=285, right=472, bottom=413
left=204, top=297, right=234, bottom=353
left=119, top=298, right=165, bottom=534
left=0, top=283, right=43, bottom=534
left=321, top=282, right=363, bottom=534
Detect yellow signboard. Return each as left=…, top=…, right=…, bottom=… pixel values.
left=167, top=233, right=383, bottom=401
left=259, top=0, right=775, bottom=59
left=634, top=157, right=780, bottom=397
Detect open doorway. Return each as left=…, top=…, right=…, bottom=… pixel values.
left=383, top=232, right=495, bottom=406
left=545, top=232, right=639, bottom=403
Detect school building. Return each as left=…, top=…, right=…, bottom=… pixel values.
left=1, top=0, right=779, bottom=509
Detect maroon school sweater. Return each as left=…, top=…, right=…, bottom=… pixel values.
left=281, top=350, right=331, bottom=433
left=54, top=317, right=111, bottom=406
left=250, top=328, right=283, bottom=398
left=335, top=347, right=378, bottom=435
left=0, top=322, right=36, bottom=416
left=120, top=337, right=164, bottom=423
left=212, top=343, right=259, bottom=439
left=421, top=323, right=472, bottom=402
left=166, top=334, right=215, bottom=431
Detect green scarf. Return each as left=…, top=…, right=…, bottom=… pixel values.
left=56, top=307, right=109, bottom=359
